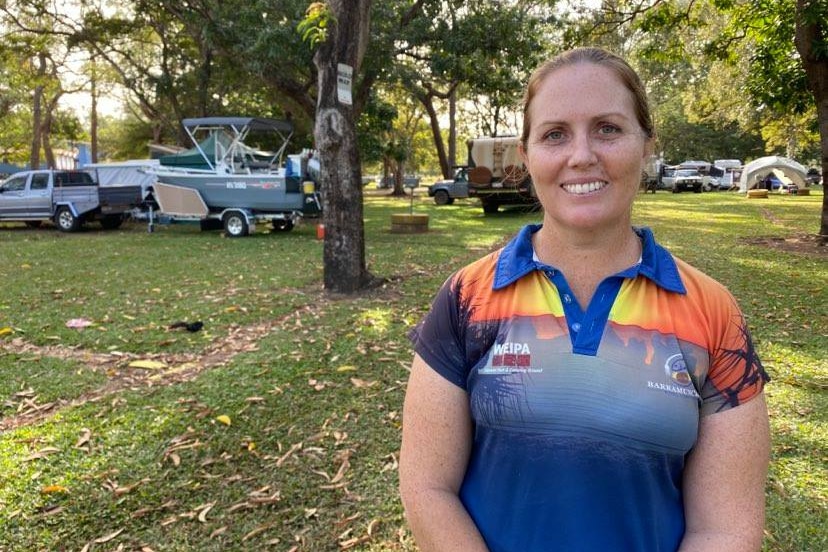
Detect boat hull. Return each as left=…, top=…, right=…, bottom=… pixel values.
left=153, top=171, right=305, bottom=212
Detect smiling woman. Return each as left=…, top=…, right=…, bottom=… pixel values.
left=400, top=46, right=771, bottom=552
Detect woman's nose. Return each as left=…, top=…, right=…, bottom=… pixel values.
left=567, top=133, right=598, bottom=168
left=568, top=133, right=598, bottom=167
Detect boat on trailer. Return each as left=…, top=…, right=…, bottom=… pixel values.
left=142, top=117, right=321, bottom=236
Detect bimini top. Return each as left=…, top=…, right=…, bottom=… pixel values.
left=181, top=117, right=293, bottom=134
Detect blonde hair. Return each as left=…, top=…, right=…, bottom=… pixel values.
left=520, top=47, right=655, bottom=148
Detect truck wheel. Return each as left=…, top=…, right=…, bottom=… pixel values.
left=671, top=187, right=680, bottom=194
left=693, top=184, right=702, bottom=193
left=272, top=219, right=294, bottom=232
left=434, top=190, right=451, bottom=206
left=100, top=214, right=124, bottom=230
left=55, top=207, right=82, bottom=232
left=223, top=211, right=249, bottom=237
left=482, top=200, right=499, bottom=214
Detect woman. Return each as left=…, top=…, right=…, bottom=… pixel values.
left=399, top=47, right=770, bottom=552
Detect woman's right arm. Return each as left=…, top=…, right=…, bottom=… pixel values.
left=399, top=353, right=489, bottom=552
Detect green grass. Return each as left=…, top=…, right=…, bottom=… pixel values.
left=0, top=189, right=825, bottom=551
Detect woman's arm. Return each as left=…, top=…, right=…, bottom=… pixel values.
left=399, top=354, right=489, bottom=552
left=679, top=393, right=770, bottom=552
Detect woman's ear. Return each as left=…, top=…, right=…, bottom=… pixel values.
left=518, top=141, right=528, bottom=165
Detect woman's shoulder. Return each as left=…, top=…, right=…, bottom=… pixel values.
left=670, top=255, right=733, bottom=298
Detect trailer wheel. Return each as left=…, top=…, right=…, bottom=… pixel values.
left=272, top=219, right=294, bottom=232
left=55, top=207, right=82, bottom=232
left=100, top=214, right=124, bottom=230
left=434, top=190, right=451, bottom=205
left=223, top=211, right=249, bottom=237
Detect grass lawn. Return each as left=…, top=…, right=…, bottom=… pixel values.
left=0, top=188, right=825, bottom=551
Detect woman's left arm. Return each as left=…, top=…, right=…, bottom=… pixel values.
left=679, top=393, right=770, bottom=552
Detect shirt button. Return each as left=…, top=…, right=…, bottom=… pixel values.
left=571, top=322, right=581, bottom=332
left=563, top=294, right=572, bottom=304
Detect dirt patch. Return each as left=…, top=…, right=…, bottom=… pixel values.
left=741, top=233, right=827, bottom=258
left=0, top=304, right=325, bottom=431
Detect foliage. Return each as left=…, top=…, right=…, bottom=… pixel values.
left=0, top=190, right=825, bottom=550
left=297, top=1, right=334, bottom=48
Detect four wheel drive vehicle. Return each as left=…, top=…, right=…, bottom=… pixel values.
left=463, top=136, right=538, bottom=213
left=806, top=168, right=822, bottom=185
left=663, top=168, right=704, bottom=193
left=0, top=169, right=144, bottom=231
left=428, top=167, right=470, bottom=205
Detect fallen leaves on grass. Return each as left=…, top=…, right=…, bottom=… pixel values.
left=24, top=446, right=61, bottom=461
left=75, top=428, right=92, bottom=450
left=40, top=484, right=69, bottom=494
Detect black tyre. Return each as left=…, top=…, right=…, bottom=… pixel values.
left=693, top=184, right=702, bottom=193
left=672, top=187, right=680, bottom=194
left=482, top=200, right=499, bottom=214
left=434, top=190, right=450, bottom=206
left=223, top=211, right=249, bottom=237
left=272, top=219, right=294, bottom=232
left=100, top=214, right=124, bottom=230
left=55, top=206, right=82, bottom=232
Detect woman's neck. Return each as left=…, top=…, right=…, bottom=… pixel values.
left=532, top=221, right=642, bottom=308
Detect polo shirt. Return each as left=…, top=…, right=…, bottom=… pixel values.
left=410, top=224, right=768, bottom=552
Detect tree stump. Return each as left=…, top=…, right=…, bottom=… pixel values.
left=390, top=213, right=429, bottom=233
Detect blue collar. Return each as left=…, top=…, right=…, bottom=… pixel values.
left=493, top=224, right=686, bottom=293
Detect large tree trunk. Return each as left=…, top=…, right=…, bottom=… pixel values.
left=795, top=0, right=828, bottom=243
left=314, top=0, right=375, bottom=293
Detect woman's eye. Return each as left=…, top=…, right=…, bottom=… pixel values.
left=543, top=130, right=565, bottom=142
left=597, top=124, right=621, bottom=137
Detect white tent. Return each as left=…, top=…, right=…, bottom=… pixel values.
left=739, top=156, right=808, bottom=192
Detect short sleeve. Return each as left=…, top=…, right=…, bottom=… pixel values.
left=699, top=296, right=769, bottom=416
left=409, top=274, right=470, bottom=389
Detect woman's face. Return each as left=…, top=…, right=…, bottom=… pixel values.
left=520, top=62, right=653, bottom=233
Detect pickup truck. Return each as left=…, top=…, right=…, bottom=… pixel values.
left=428, top=167, right=469, bottom=205
left=0, top=169, right=144, bottom=231
left=463, top=136, right=538, bottom=213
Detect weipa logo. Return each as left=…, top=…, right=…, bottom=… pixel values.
left=492, top=342, right=531, bottom=368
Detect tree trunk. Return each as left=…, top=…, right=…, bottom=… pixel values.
left=30, top=52, right=47, bottom=169
left=91, top=70, right=99, bottom=163
left=30, top=83, right=43, bottom=169
left=393, top=160, right=406, bottom=196
left=448, top=87, right=457, bottom=173
left=794, top=1, right=828, bottom=243
left=416, top=90, right=450, bottom=178
left=313, top=0, right=375, bottom=293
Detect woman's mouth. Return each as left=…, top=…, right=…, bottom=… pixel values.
left=562, top=181, right=607, bottom=195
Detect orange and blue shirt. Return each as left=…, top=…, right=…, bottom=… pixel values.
left=411, top=224, right=768, bottom=552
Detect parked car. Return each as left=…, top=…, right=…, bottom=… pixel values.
left=0, top=169, right=143, bottom=231
left=662, top=168, right=704, bottom=193
left=806, top=168, right=822, bottom=185
left=428, top=167, right=469, bottom=205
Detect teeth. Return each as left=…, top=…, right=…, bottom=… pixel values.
left=563, top=181, right=606, bottom=194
